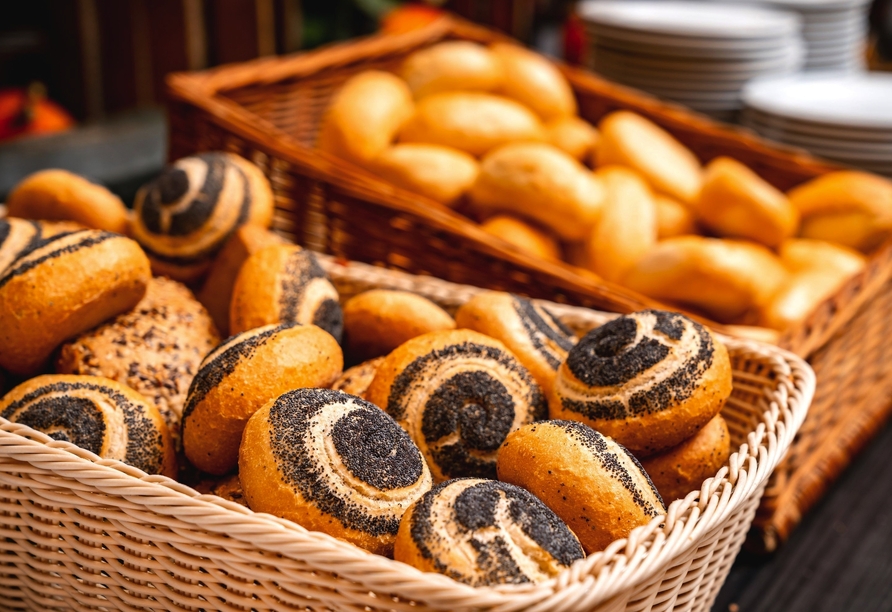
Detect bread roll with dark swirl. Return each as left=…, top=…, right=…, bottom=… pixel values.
left=331, top=357, right=384, bottom=399
left=229, top=244, right=343, bottom=341
left=131, top=152, right=274, bottom=281
left=455, top=291, right=576, bottom=396
left=0, top=218, right=41, bottom=274
left=239, top=388, right=432, bottom=556
left=394, top=478, right=584, bottom=585
left=0, top=375, right=176, bottom=477
left=551, top=310, right=732, bottom=456
left=365, top=329, right=546, bottom=482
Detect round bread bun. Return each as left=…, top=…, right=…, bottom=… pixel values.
left=131, top=152, right=274, bottom=281
left=342, top=289, right=455, bottom=363
left=550, top=310, right=733, bottom=456
left=498, top=420, right=665, bottom=554
left=6, top=169, right=129, bottom=234
left=0, top=374, right=176, bottom=477
left=694, top=157, right=798, bottom=248
left=545, top=115, right=599, bottom=162
left=398, top=92, right=545, bottom=157
left=655, top=194, right=697, bottom=239
left=394, top=477, right=584, bottom=585
left=479, top=215, right=562, bottom=261
left=640, top=414, right=730, bottom=504
left=331, top=357, right=384, bottom=399
left=0, top=230, right=151, bottom=376
left=229, top=243, right=343, bottom=341
left=454, top=291, right=576, bottom=396
left=469, top=142, right=604, bottom=240
left=596, top=111, right=702, bottom=205
left=183, top=323, right=343, bottom=475
left=239, top=388, right=432, bottom=556
left=400, top=41, right=504, bottom=98
left=56, top=276, right=220, bottom=445
left=319, top=71, right=414, bottom=164
left=366, top=329, right=546, bottom=482
left=371, top=143, right=479, bottom=206
left=623, top=236, right=789, bottom=322
left=490, top=43, right=577, bottom=120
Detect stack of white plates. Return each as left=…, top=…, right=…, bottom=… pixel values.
left=742, top=73, right=892, bottom=176
left=579, top=1, right=804, bottom=120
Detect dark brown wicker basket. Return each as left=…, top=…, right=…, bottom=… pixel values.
left=165, top=16, right=892, bottom=551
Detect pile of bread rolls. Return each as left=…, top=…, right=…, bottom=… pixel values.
left=0, top=153, right=737, bottom=587
left=318, top=40, right=892, bottom=334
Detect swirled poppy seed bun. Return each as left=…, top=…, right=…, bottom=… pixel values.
left=394, top=478, right=584, bottom=585
left=0, top=218, right=42, bottom=274
left=239, top=388, right=432, bottom=556
left=497, top=420, right=664, bottom=554
left=0, top=375, right=176, bottom=477
left=550, top=310, right=732, bottom=456
left=0, top=230, right=151, bottom=376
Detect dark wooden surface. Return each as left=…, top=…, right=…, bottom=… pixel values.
left=713, top=417, right=892, bottom=612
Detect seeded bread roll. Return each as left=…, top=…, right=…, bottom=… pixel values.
left=0, top=217, right=89, bottom=275
left=491, top=43, right=577, bottom=120
left=197, top=225, right=287, bottom=335
left=229, top=244, right=343, bottom=341
left=0, top=375, right=176, bottom=477
left=551, top=310, right=733, bottom=456
left=131, top=152, right=274, bottom=281
left=640, top=414, right=730, bottom=504
left=400, top=41, right=504, bottom=98
left=56, top=277, right=220, bottom=445
left=479, top=215, right=562, bottom=261
left=498, top=420, right=665, bottom=554
left=0, top=230, right=151, bottom=376
left=210, top=473, right=248, bottom=507
left=331, top=357, right=384, bottom=399
left=240, top=388, right=432, bottom=556
left=183, top=323, right=343, bottom=475
left=7, top=169, right=130, bottom=234
left=371, top=144, right=479, bottom=207
left=546, top=116, right=599, bottom=162
left=366, top=329, right=546, bottom=482
left=394, top=478, right=584, bottom=585
left=455, top=291, right=576, bottom=396
left=342, top=289, right=455, bottom=363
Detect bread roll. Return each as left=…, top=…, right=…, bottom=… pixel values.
left=695, top=157, right=798, bottom=248
left=780, top=238, right=866, bottom=276
left=759, top=270, right=842, bottom=330
left=7, top=169, right=129, bottom=234
left=624, top=236, right=788, bottom=321
left=398, top=92, right=545, bottom=157
left=596, top=111, right=702, bottom=205
left=331, top=357, right=384, bottom=399
left=788, top=171, right=892, bottom=252
left=318, top=71, right=414, bottom=164
left=372, top=144, right=479, bottom=206
left=479, top=215, right=562, bottom=261
left=470, top=142, right=604, bottom=240
left=491, top=43, right=577, bottom=120
left=655, top=194, right=697, bottom=238
left=586, top=166, right=657, bottom=282
left=400, top=41, right=503, bottom=98
left=545, top=115, right=599, bottom=162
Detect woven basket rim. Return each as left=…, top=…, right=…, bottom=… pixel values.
left=0, top=262, right=816, bottom=609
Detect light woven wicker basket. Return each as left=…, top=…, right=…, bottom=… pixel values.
left=0, top=258, right=813, bottom=612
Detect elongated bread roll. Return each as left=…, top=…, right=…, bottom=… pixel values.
left=480, top=215, right=562, bottom=261
left=491, top=43, right=577, bottom=120
left=371, top=144, right=479, bottom=206
left=400, top=41, right=503, bottom=98
left=779, top=238, right=866, bottom=276
left=546, top=116, right=599, bottom=162
left=655, top=194, right=697, bottom=238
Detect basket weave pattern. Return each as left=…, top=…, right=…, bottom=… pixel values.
left=0, top=259, right=813, bottom=611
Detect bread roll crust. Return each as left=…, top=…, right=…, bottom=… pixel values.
left=545, top=116, right=599, bottom=162
left=655, top=194, right=697, bottom=239
left=400, top=41, right=503, bottom=98
left=371, top=144, right=479, bottom=206
left=331, top=357, right=384, bottom=399
left=479, top=215, right=562, bottom=261
left=491, top=43, right=577, bottom=120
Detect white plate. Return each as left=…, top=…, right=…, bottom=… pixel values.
left=742, top=73, right=892, bottom=129
left=585, top=30, right=799, bottom=60
left=584, top=23, right=798, bottom=52
left=742, top=108, right=892, bottom=142
left=743, top=120, right=892, bottom=156
left=587, top=40, right=804, bottom=72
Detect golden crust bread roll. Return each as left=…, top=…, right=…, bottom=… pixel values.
left=331, top=357, right=384, bottom=399
left=498, top=420, right=665, bottom=554
left=586, top=166, right=657, bottom=283
left=7, top=169, right=130, bottom=234
left=640, top=414, right=730, bottom=504
left=470, top=142, right=604, bottom=240
left=624, top=236, right=788, bottom=322
left=318, top=71, right=414, bottom=164
left=780, top=238, right=866, bottom=276
left=788, top=171, right=892, bottom=252
left=400, top=41, right=504, bottom=98
left=480, top=214, right=562, bottom=261
left=398, top=92, right=545, bottom=157
left=759, top=270, right=843, bottom=330
left=197, top=225, right=287, bottom=335
left=342, top=289, right=456, bottom=363
left=545, top=116, right=599, bottom=162
left=371, top=144, right=479, bottom=206
left=656, top=194, right=697, bottom=238
left=596, top=111, right=702, bottom=205
left=695, top=157, right=798, bottom=248
left=723, top=325, right=781, bottom=345
left=490, top=43, right=577, bottom=120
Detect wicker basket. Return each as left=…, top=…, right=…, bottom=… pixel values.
left=163, top=17, right=892, bottom=550
left=0, top=257, right=813, bottom=611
